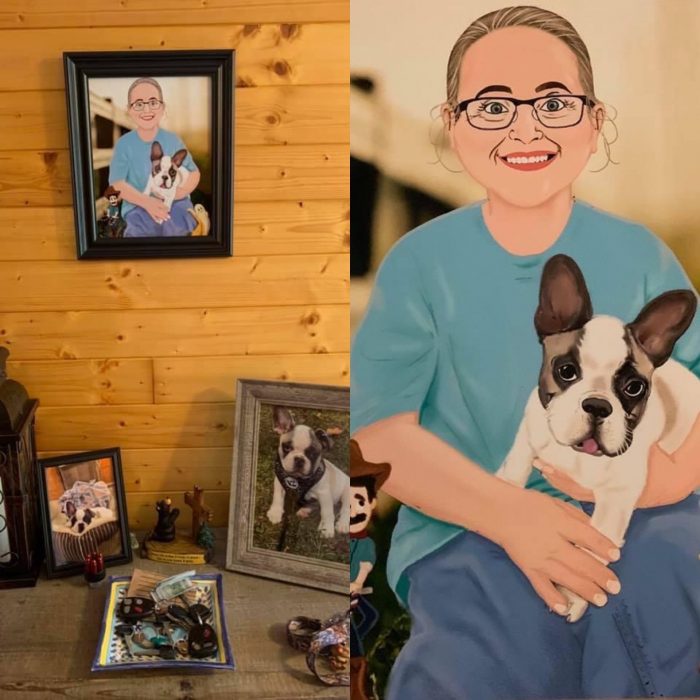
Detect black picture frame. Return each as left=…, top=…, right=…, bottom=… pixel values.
left=63, top=50, right=234, bottom=259
left=37, top=448, right=132, bottom=578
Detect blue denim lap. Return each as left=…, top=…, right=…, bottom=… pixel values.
left=386, top=494, right=700, bottom=700
left=124, top=198, right=196, bottom=237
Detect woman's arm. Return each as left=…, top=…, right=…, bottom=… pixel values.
left=356, top=412, right=622, bottom=613
left=175, top=168, right=200, bottom=201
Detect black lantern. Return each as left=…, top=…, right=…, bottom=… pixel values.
left=0, top=347, right=41, bottom=589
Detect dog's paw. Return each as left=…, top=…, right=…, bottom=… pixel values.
left=296, top=506, right=313, bottom=519
left=319, top=522, right=335, bottom=538
left=266, top=507, right=283, bottom=525
left=335, top=518, right=349, bottom=534
left=566, top=598, right=589, bottom=624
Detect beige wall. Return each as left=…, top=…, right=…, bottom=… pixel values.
left=0, top=1, right=349, bottom=526
left=351, top=0, right=700, bottom=282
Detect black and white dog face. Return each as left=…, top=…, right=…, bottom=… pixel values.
left=272, top=406, right=333, bottom=476
left=535, top=255, right=696, bottom=457
left=149, top=141, right=188, bottom=191
left=64, top=501, right=96, bottom=534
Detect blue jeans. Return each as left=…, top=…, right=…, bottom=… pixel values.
left=387, top=495, right=700, bottom=699
left=124, top=198, right=196, bottom=237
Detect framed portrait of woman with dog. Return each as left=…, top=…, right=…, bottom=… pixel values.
left=226, top=380, right=350, bottom=594
left=64, top=50, right=234, bottom=259
left=37, top=448, right=132, bottom=578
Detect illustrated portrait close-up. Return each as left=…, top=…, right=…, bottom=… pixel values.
left=351, top=2, right=700, bottom=698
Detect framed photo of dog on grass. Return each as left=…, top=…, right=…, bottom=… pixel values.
left=63, top=50, right=234, bottom=259
left=226, top=380, right=349, bottom=594
left=37, top=448, right=132, bottom=578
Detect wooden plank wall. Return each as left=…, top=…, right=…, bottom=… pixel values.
left=0, top=1, right=350, bottom=528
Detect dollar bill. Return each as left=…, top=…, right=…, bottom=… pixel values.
left=152, top=570, right=196, bottom=602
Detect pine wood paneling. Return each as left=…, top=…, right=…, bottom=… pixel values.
left=9, top=358, right=153, bottom=406
left=0, top=200, right=349, bottom=261
left=0, top=86, right=348, bottom=151
left=0, top=1, right=348, bottom=29
left=0, top=23, right=348, bottom=92
left=0, top=305, right=348, bottom=359
left=154, top=352, right=349, bottom=403
left=0, top=254, right=348, bottom=311
left=35, top=403, right=234, bottom=451
left=0, top=144, right=348, bottom=207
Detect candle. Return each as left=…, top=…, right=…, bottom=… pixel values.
left=0, top=478, right=10, bottom=564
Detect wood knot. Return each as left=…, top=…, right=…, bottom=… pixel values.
left=302, top=310, right=320, bottom=326
left=272, top=60, right=291, bottom=77
left=266, top=113, right=280, bottom=125
left=280, top=23, right=300, bottom=40
left=42, top=151, right=58, bottom=169
left=236, top=76, right=256, bottom=87
left=243, top=24, right=261, bottom=37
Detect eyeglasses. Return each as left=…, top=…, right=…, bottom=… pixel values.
left=453, top=94, right=594, bottom=130
left=129, top=98, right=163, bottom=111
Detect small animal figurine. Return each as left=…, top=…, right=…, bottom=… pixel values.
left=151, top=498, right=180, bottom=543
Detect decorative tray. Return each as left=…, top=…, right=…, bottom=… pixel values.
left=92, top=573, right=235, bottom=671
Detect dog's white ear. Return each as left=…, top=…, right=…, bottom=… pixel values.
left=272, top=406, right=295, bottom=434
left=628, top=290, right=697, bottom=367
left=315, top=429, right=333, bottom=451
left=535, top=254, right=593, bottom=339
left=150, top=140, right=164, bottom=162
left=172, top=149, right=188, bottom=167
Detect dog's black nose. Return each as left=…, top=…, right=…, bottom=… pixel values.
left=293, top=456, right=306, bottom=470
left=582, top=397, right=613, bottom=419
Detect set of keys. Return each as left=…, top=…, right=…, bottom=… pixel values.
left=116, top=596, right=219, bottom=660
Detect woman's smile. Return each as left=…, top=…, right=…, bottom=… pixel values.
left=498, top=150, right=558, bottom=171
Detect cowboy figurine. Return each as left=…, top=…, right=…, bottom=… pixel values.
left=101, top=185, right=125, bottom=238
left=350, top=439, right=391, bottom=700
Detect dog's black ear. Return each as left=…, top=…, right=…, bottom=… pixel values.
left=172, top=149, right=188, bottom=167
left=628, top=290, right=697, bottom=367
left=150, top=141, right=164, bottom=162
left=65, top=501, right=76, bottom=517
left=272, top=406, right=295, bottom=434
left=535, top=254, right=593, bottom=340
left=315, top=429, right=333, bottom=451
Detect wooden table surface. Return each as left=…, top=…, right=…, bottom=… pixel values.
left=0, top=536, right=349, bottom=699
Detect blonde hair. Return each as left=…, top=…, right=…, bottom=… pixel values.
left=127, top=77, right=164, bottom=106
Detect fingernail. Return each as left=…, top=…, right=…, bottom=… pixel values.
left=608, top=548, right=620, bottom=561
left=594, top=593, right=607, bottom=607
left=554, top=603, right=568, bottom=615
left=606, top=579, right=621, bottom=595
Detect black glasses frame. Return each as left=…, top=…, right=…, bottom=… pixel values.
left=128, top=97, right=164, bottom=110
left=453, top=94, right=595, bottom=130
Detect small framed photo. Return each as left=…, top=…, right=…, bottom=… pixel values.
left=37, top=448, right=132, bottom=578
left=63, top=50, right=234, bottom=259
left=226, top=380, right=349, bottom=594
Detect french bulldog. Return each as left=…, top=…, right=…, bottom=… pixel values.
left=143, top=140, right=189, bottom=215
left=497, top=254, right=699, bottom=622
left=64, top=501, right=113, bottom=535
left=267, top=406, right=350, bottom=538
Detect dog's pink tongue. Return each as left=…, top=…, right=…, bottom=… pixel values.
left=581, top=438, right=600, bottom=454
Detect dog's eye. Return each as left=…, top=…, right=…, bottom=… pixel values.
left=282, top=442, right=292, bottom=453
left=557, top=364, right=578, bottom=382
left=623, top=379, right=646, bottom=398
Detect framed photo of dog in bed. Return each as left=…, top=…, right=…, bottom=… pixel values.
left=226, top=380, right=349, bottom=594
left=37, top=448, right=132, bottom=578
left=63, top=50, right=234, bottom=259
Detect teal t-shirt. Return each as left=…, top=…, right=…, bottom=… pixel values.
left=351, top=537, right=377, bottom=582
left=351, top=200, right=700, bottom=607
left=108, top=127, right=197, bottom=216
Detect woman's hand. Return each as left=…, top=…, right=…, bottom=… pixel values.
left=534, top=413, right=700, bottom=508
left=490, top=487, right=621, bottom=614
left=143, top=197, right=170, bottom=223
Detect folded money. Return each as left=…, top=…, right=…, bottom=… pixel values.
left=152, top=570, right=196, bottom=602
